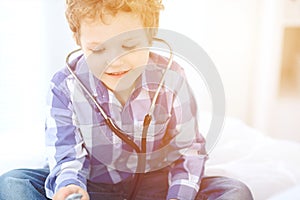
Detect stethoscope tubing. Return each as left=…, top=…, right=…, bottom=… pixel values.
left=65, top=38, right=173, bottom=153
left=65, top=38, right=173, bottom=199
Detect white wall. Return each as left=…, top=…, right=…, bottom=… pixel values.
left=250, top=0, right=284, bottom=134
left=259, top=0, right=300, bottom=141
left=161, top=0, right=300, bottom=141
left=42, top=0, right=78, bottom=81
left=160, top=0, right=261, bottom=123
left=0, top=0, right=44, bottom=137
left=0, top=0, right=46, bottom=171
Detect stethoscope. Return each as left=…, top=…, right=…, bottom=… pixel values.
left=66, top=38, right=173, bottom=200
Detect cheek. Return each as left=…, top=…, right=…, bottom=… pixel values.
left=81, top=46, right=93, bottom=59
left=127, top=50, right=149, bottom=68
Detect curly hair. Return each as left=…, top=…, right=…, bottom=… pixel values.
left=65, top=0, right=164, bottom=44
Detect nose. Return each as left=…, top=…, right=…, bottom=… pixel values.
left=107, top=48, right=126, bottom=69
left=106, top=48, right=126, bottom=68
left=109, top=57, right=124, bottom=68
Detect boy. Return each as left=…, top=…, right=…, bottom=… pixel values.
left=0, top=0, right=253, bottom=199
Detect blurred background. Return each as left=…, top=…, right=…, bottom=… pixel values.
left=0, top=0, right=299, bottom=158
left=161, top=0, right=300, bottom=143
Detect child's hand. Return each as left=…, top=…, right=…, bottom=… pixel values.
left=53, top=184, right=89, bottom=200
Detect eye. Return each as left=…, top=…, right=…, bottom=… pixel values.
left=90, top=47, right=106, bottom=54
left=92, top=49, right=105, bottom=54
left=122, top=44, right=137, bottom=50
left=122, top=40, right=140, bottom=50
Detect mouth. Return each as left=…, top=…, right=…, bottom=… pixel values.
left=105, top=70, right=130, bottom=77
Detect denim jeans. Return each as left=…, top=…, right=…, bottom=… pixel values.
left=0, top=168, right=253, bottom=200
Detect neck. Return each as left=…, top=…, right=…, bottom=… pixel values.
left=113, top=85, right=135, bottom=106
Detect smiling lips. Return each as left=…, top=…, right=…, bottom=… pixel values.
left=105, top=70, right=130, bottom=77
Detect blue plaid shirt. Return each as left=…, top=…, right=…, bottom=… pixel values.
left=45, top=52, right=207, bottom=200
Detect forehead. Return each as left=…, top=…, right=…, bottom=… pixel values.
left=80, top=11, right=146, bottom=45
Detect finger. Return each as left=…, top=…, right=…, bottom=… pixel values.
left=65, top=185, right=89, bottom=200
left=53, top=187, right=73, bottom=200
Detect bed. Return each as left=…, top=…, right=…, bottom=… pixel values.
left=202, top=116, right=300, bottom=200
left=1, top=115, right=299, bottom=200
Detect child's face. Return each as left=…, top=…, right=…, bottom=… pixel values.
left=79, top=11, right=150, bottom=91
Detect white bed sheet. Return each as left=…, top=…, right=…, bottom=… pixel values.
left=204, top=118, right=300, bottom=200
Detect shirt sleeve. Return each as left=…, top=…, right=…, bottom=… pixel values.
left=166, top=74, right=208, bottom=200
left=44, top=72, right=90, bottom=198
